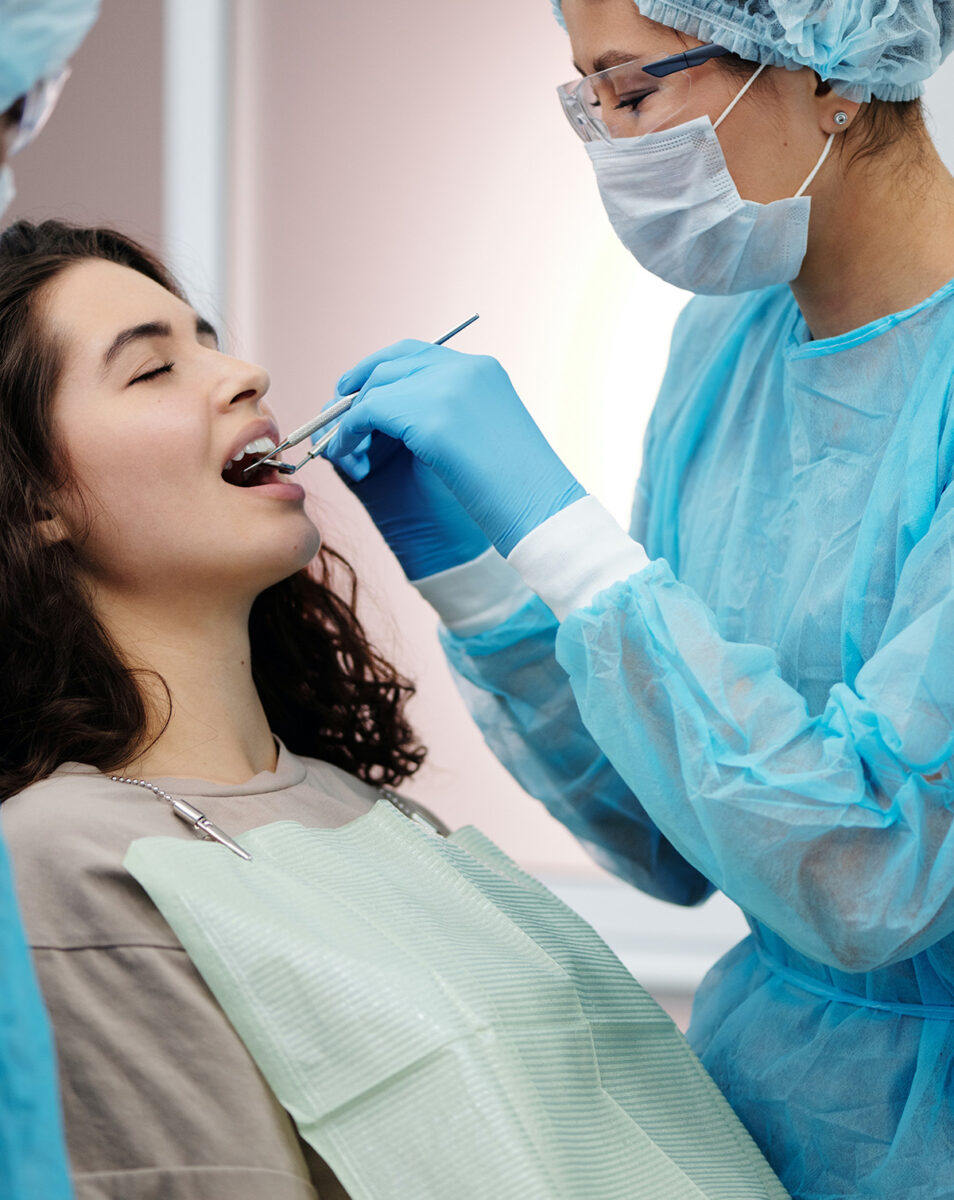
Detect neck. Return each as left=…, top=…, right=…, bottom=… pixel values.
left=91, top=583, right=277, bottom=784
left=791, top=134, right=954, bottom=340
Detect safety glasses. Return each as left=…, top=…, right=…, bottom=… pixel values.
left=1, top=67, right=71, bottom=158
left=558, top=44, right=729, bottom=144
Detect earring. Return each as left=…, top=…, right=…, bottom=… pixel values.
left=834, top=111, right=849, bottom=126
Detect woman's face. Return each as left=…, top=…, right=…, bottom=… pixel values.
left=560, top=0, right=841, bottom=205
left=42, top=258, right=321, bottom=602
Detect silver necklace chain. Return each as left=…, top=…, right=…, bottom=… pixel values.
left=107, top=777, right=443, bottom=864
left=109, top=774, right=252, bottom=860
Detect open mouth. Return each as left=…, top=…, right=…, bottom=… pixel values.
left=221, top=451, right=280, bottom=488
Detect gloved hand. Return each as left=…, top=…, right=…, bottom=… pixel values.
left=320, top=420, right=491, bottom=581
left=325, top=341, right=586, bottom=557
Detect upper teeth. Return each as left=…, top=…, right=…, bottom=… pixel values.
left=232, top=436, right=277, bottom=462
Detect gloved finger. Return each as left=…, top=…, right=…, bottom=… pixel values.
left=335, top=430, right=408, bottom=485
left=328, top=432, right=373, bottom=483
left=312, top=355, right=438, bottom=472
left=326, top=351, right=448, bottom=454
left=333, top=437, right=416, bottom=499
left=324, top=378, right=429, bottom=465
left=361, top=430, right=407, bottom=473
left=343, top=352, right=435, bottom=409
left=323, top=350, right=438, bottom=477
left=335, top=338, right=434, bottom=397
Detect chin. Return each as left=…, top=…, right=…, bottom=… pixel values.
left=260, top=522, right=323, bottom=582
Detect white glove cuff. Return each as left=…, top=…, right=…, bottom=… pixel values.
left=413, top=548, right=535, bottom=637
left=506, top=496, right=651, bottom=621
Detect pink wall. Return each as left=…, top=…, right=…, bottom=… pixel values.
left=230, top=0, right=620, bottom=872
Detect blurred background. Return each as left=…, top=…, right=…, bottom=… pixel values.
left=10, top=0, right=954, bottom=1025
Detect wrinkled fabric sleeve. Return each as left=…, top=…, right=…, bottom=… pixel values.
left=438, top=471, right=714, bottom=908
left=545, top=479, right=954, bottom=972
left=0, top=839, right=73, bottom=1200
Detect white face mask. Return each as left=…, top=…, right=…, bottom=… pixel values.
left=585, top=66, right=835, bottom=295
left=0, top=164, right=15, bottom=222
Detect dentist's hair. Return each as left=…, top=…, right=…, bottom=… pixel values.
left=711, top=48, right=926, bottom=167
left=0, top=220, right=425, bottom=798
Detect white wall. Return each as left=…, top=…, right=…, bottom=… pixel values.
left=162, top=0, right=230, bottom=323
left=925, top=54, right=954, bottom=170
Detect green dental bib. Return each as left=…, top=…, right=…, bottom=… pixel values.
left=125, top=799, right=789, bottom=1200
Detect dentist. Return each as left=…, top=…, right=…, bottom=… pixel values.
left=325, top=2, right=954, bottom=1196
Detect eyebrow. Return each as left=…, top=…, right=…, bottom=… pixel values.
left=574, top=50, right=646, bottom=76
left=103, top=315, right=218, bottom=369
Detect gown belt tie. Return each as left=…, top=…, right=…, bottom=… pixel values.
left=756, top=948, right=954, bottom=1020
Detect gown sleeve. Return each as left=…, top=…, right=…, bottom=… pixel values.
left=510, top=473, right=954, bottom=972
left=439, top=465, right=714, bottom=908
left=0, top=835, right=73, bottom=1200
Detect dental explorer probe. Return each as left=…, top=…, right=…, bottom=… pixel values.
left=242, top=313, right=480, bottom=478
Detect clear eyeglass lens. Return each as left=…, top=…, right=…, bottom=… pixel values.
left=558, top=59, right=691, bottom=144
left=7, top=67, right=71, bottom=157
left=1, top=96, right=23, bottom=157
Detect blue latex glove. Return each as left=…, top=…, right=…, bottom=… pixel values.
left=326, top=341, right=586, bottom=557
left=319, top=419, right=491, bottom=580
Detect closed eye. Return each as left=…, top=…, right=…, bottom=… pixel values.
left=130, top=362, right=174, bottom=385
left=587, top=89, right=653, bottom=112
left=614, top=90, right=653, bottom=113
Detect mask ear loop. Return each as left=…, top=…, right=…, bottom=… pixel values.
left=794, top=132, right=836, bottom=197
left=712, top=60, right=837, bottom=198
left=714, top=63, right=767, bottom=130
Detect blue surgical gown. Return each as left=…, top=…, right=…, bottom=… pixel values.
left=442, top=277, right=954, bottom=1200
left=0, top=833, right=73, bottom=1198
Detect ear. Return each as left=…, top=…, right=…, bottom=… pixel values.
left=814, top=83, right=862, bottom=135
left=820, top=100, right=862, bottom=135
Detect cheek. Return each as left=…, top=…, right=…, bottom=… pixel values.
left=715, top=107, right=818, bottom=202
left=687, top=73, right=745, bottom=128
left=72, top=468, right=204, bottom=584
left=56, top=405, right=207, bottom=559
left=53, top=402, right=321, bottom=589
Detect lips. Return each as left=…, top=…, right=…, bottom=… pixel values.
left=220, top=420, right=281, bottom=487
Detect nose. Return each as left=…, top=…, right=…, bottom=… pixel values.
left=221, top=358, right=270, bottom=409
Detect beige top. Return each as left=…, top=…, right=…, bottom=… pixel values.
left=0, top=741, right=410, bottom=1200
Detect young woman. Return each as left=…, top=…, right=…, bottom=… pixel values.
left=0, top=219, right=427, bottom=1198
left=320, top=2, right=954, bottom=1197
left=0, top=220, right=793, bottom=1200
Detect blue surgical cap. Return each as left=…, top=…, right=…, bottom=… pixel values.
left=0, top=0, right=100, bottom=112
left=550, top=0, right=954, bottom=101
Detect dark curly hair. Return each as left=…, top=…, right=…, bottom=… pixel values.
left=0, top=220, right=425, bottom=798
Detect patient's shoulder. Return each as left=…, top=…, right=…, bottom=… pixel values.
left=3, top=764, right=145, bottom=849
left=296, top=754, right=450, bottom=836
left=1, top=766, right=186, bottom=948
